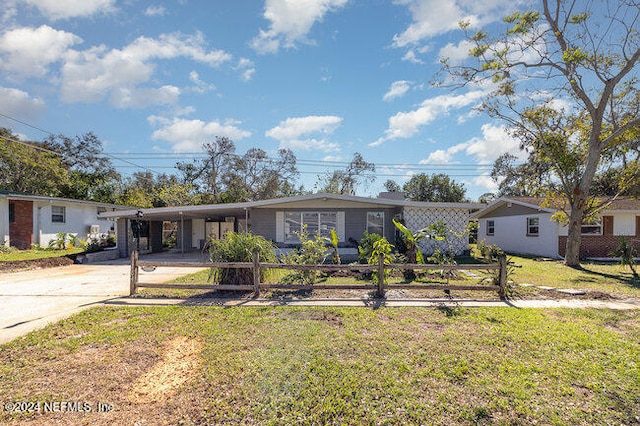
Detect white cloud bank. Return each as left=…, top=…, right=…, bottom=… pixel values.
left=0, top=25, right=81, bottom=78
left=371, top=90, right=485, bottom=146
left=0, top=86, right=45, bottom=120
left=149, top=116, right=252, bottom=152
left=266, top=115, right=342, bottom=152
left=420, top=123, right=528, bottom=190
left=20, top=0, right=116, bottom=20
left=251, top=0, right=348, bottom=54
left=59, top=32, right=231, bottom=107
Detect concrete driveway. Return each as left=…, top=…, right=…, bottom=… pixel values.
left=0, top=254, right=206, bottom=345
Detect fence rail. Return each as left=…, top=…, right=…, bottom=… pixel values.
left=130, top=251, right=508, bottom=299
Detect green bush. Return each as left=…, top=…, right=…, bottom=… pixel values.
left=368, top=237, right=394, bottom=284
left=281, top=226, right=328, bottom=284
left=357, top=232, right=383, bottom=264
left=209, top=232, right=278, bottom=284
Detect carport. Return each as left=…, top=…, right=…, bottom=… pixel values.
left=99, top=203, right=252, bottom=258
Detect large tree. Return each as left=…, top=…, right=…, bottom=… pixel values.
left=0, top=128, right=69, bottom=195
left=403, top=173, right=467, bottom=202
left=317, top=153, right=376, bottom=195
left=43, top=132, right=121, bottom=203
left=223, top=147, right=300, bottom=202
left=442, top=0, right=640, bottom=266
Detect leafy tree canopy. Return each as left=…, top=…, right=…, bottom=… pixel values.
left=402, top=173, right=467, bottom=202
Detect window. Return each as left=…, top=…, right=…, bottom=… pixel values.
left=527, top=217, right=539, bottom=236
left=486, top=220, right=495, bottom=235
left=367, top=212, right=384, bottom=235
left=51, top=206, right=65, bottom=223
left=9, top=203, right=15, bottom=223
left=581, top=217, right=602, bottom=235
left=285, top=211, right=337, bottom=242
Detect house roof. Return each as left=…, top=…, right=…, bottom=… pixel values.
left=0, top=190, right=131, bottom=210
left=99, top=193, right=484, bottom=221
left=472, top=196, right=640, bottom=219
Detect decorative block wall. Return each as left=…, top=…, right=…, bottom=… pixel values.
left=403, top=207, right=469, bottom=255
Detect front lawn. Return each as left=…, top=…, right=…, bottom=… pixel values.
left=0, top=306, right=638, bottom=425
left=509, top=254, right=640, bottom=297
left=0, top=247, right=84, bottom=262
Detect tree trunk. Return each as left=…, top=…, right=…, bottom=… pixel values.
left=564, top=198, right=585, bottom=267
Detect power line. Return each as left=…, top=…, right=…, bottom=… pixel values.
left=0, top=112, right=163, bottom=179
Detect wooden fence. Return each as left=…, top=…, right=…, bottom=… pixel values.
left=130, top=251, right=508, bottom=298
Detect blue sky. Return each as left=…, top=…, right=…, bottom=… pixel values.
left=0, top=0, right=535, bottom=200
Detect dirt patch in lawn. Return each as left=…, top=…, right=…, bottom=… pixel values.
left=127, top=336, right=203, bottom=404
left=0, top=256, right=75, bottom=272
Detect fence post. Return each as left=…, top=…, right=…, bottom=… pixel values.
left=130, top=250, right=139, bottom=296
left=377, top=252, right=385, bottom=298
left=253, top=249, right=260, bottom=297
left=498, top=253, right=507, bottom=299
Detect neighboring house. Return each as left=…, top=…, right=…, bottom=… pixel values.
left=0, top=191, right=128, bottom=250
left=100, top=192, right=482, bottom=260
left=472, top=196, right=640, bottom=259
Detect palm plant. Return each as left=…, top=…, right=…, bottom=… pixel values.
left=611, top=237, right=638, bottom=278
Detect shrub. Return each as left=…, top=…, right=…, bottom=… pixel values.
left=611, top=237, right=638, bottom=278
left=281, top=226, right=328, bottom=285
left=368, top=237, right=394, bottom=285
left=358, top=232, right=383, bottom=264
left=209, top=232, right=278, bottom=284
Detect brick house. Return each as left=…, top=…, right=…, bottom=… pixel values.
left=0, top=191, right=128, bottom=250
left=472, top=196, right=640, bottom=259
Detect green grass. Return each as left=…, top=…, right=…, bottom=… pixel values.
left=1, top=306, right=638, bottom=424
left=0, top=247, right=84, bottom=262
left=509, top=254, right=640, bottom=297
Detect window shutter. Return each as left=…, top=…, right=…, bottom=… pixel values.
left=336, top=211, right=345, bottom=242
left=276, top=211, right=284, bottom=242
left=603, top=215, right=614, bottom=236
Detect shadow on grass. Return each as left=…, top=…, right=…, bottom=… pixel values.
left=570, top=265, right=640, bottom=289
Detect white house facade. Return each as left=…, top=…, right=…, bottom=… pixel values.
left=473, top=197, right=640, bottom=259
left=0, top=191, right=128, bottom=249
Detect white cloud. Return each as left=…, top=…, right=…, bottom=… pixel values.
left=393, top=0, right=471, bottom=48
left=371, top=90, right=485, bottom=146
left=393, top=0, right=522, bottom=47
left=438, top=40, right=474, bottom=65
left=0, top=25, right=82, bottom=78
left=473, top=173, right=499, bottom=191
left=235, top=58, right=256, bottom=82
left=188, top=71, right=216, bottom=94
left=20, top=0, right=116, bottom=20
left=0, top=86, right=45, bottom=120
left=149, top=117, right=251, bottom=152
left=111, top=85, right=180, bottom=109
left=266, top=115, right=342, bottom=152
left=401, top=50, right=423, bottom=64
left=420, top=142, right=469, bottom=164
left=145, top=6, right=166, bottom=16
left=60, top=32, right=232, bottom=106
left=251, top=0, right=348, bottom=54
left=420, top=122, right=524, bottom=165
left=383, top=80, right=411, bottom=102
left=465, top=123, right=525, bottom=164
